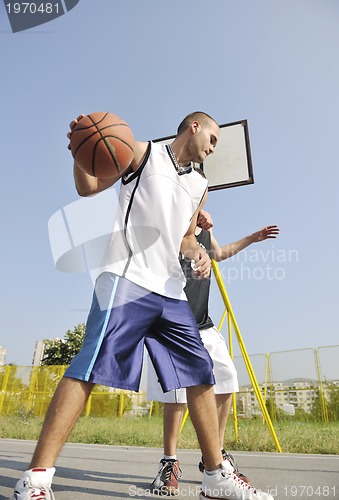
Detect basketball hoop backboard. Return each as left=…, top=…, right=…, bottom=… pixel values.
left=154, top=119, right=254, bottom=191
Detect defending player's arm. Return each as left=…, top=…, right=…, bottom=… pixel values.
left=181, top=191, right=211, bottom=279
left=68, top=115, right=149, bottom=197
left=209, top=224, right=280, bottom=262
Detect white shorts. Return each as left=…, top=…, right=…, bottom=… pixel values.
left=147, top=326, right=239, bottom=403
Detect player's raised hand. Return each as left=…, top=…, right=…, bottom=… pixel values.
left=251, top=225, right=280, bottom=242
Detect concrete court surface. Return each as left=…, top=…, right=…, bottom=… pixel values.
left=0, top=439, right=338, bottom=499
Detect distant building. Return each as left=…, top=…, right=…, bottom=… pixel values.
left=0, top=346, right=7, bottom=366
left=32, top=340, right=46, bottom=366
left=32, top=338, right=64, bottom=366
left=236, top=377, right=339, bottom=417
left=283, top=403, right=295, bottom=416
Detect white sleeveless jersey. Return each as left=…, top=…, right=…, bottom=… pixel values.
left=99, top=141, right=208, bottom=299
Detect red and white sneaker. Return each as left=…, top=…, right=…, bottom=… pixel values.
left=12, top=468, right=55, bottom=500
left=150, top=459, right=182, bottom=495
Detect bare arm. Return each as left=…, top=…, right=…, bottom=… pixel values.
left=180, top=190, right=211, bottom=279
left=68, top=115, right=148, bottom=197
left=210, top=225, right=280, bottom=262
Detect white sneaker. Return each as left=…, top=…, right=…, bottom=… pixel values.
left=12, top=468, right=56, bottom=500
left=200, top=460, right=273, bottom=499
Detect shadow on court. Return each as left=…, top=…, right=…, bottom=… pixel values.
left=0, top=439, right=338, bottom=499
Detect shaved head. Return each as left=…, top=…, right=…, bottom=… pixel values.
left=177, top=111, right=218, bottom=136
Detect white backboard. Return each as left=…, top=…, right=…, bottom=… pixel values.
left=154, top=119, right=254, bottom=191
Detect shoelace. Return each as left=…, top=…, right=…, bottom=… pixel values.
left=30, top=487, right=55, bottom=500
left=223, top=451, right=251, bottom=483
left=221, top=471, right=256, bottom=493
left=160, top=460, right=182, bottom=481
left=223, top=451, right=238, bottom=470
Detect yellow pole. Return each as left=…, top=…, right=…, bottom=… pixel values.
left=217, top=309, right=227, bottom=332
left=211, top=260, right=282, bottom=453
left=119, top=391, right=125, bottom=417
left=180, top=407, right=189, bottom=433
left=262, top=354, right=269, bottom=423
left=227, top=311, right=239, bottom=442
left=0, top=366, right=11, bottom=415
left=262, top=353, right=272, bottom=423
left=263, top=354, right=269, bottom=403
left=313, top=348, right=328, bottom=422
left=85, top=393, right=92, bottom=416
left=149, top=400, right=153, bottom=418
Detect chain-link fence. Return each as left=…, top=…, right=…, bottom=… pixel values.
left=232, top=345, right=339, bottom=421
left=1, top=345, right=338, bottom=420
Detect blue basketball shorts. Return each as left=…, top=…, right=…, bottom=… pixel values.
left=64, top=272, right=215, bottom=392
left=147, top=326, right=240, bottom=403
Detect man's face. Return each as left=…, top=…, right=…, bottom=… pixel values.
left=186, top=120, right=219, bottom=164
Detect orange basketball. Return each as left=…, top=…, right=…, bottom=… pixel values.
left=70, top=112, right=135, bottom=178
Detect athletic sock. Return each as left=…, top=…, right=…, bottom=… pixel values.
left=163, top=454, right=177, bottom=460
left=205, top=467, right=220, bottom=475
left=206, top=458, right=234, bottom=475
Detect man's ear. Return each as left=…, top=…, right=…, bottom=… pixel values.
left=191, top=120, right=201, bottom=134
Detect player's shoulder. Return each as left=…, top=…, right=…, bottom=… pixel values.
left=130, top=141, right=150, bottom=171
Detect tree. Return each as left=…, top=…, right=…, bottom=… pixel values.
left=41, top=323, right=85, bottom=365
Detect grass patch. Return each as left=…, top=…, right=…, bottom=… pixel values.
left=1, top=415, right=338, bottom=455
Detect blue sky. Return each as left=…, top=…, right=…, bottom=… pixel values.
left=1, top=0, right=338, bottom=373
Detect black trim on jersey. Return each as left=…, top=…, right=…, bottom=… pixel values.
left=121, top=145, right=153, bottom=275
left=121, top=141, right=152, bottom=185
left=165, top=145, right=192, bottom=176
left=121, top=171, right=143, bottom=276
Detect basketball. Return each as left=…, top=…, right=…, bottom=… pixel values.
left=70, top=112, right=135, bottom=178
